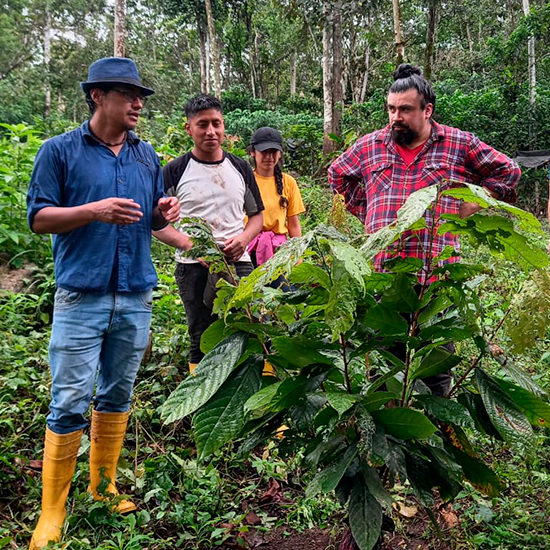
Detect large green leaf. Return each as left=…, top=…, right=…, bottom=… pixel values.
left=271, top=335, right=336, bottom=368
left=348, top=478, right=383, bottom=550
left=410, top=346, right=462, bottom=381
left=194, top=357, right=262, bottom=460
left=363, top=304, right=409, bottom=336
left=329, top=240, right=371, bottom=292
left=381, top=273, right=420, bottom=313
left=227, top=233, right=315, bottom=310
left=326, top=392, right=361, bottom=416
left=417, top=318, right=476, bottom=343
left=451, top=447, right=504, bottom=497
left=305, top=435, right=347, bottom=470
left=200, top=319, right=230, bottom=354
left=441, top=423, right=476, bottom=457
left=290, top=393, right=327, bottom=430
left=415, top=395, right=475, bottom=429
left=475, top=369, right=536, bottom=461
left=244, top=381, right=282, bottom=413
left=498, top=379, right=550, bottom=428
left=499, top=360, right=549, bottom=401
left=382, top=256, right=424, bottom=273
left=360, top=186, right=438, bottom=261
left=438, top=213, right=548, bottom=269
left=362, top=392, right=396, bottom=412
left=161, top=333, right=248, bottom=424
left=366, top=364, right=405, bottom=395
left=363, top=466, right=393, bottom=509
left=404, top=450, right=435, bottom=506
left=289, top=262, right=331, bottom=290
left=457, top=392, right=503, bottom=440
left=306, top=442, right=358, bottom=498
left=371, top=408, right=437, bottom=440
left=325, top=260, right=360, bottom=339
left=442, top=183, right=543, bottom=234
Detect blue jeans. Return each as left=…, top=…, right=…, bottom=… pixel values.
left=47, top=288, right=153, bottom=434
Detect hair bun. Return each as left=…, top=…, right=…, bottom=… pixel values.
left=393, top=64, right=423, bottom=81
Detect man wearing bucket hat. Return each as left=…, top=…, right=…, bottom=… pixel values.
left=26, top=57, right=188, bottom=549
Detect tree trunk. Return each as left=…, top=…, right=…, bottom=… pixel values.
left=331, top=0, right=344, bottom=143
left=424, top=0, right=440, bottom=81
left=44, top=8, right=51, bottom=118
left=198, top=25, right=208, bottom=93
left=522, top=0, right=538, bottom=212
left=360, top=42, right=370, bottom=103
left=205, top=32, right=212, bottom=92
left=114, top=0, right=125, bottom=57
left=204, top=0, right=221, bottom=97
left=322, top=1, right=334, bottom=155
left=57, top=89, right=65, bottom=114
left=392, top=0, right=405, bottom=65
left=522, top=0, right=536, bottom=143
left=465, top=20, right=473, bottom=55
left=290, top=51, right=297, bottom=95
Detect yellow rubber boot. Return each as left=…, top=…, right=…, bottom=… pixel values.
left=88, top=410, right=136, bottom=514
left=29, top=428, right=83, bottom=550
left=189, top=363, right=197, bottom=376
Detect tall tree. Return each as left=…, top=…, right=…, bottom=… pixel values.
left=522, top=0, right=536, bottom=145
left=424, top=0, right=440, bottom=80
left=392, top=0, right=404, bottom=64
left=205, top=0, right=221, bottom=97
left=321, top=0, right=344, bottom=155
left=322, top=0, right=333, bottom=155
left=114, top=0, right=126, bottom=57
left=44, top=5, right=52, bottom=117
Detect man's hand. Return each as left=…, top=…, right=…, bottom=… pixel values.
left=460, top=188, right=500, bottom=219
left=158, top=196, right=181, bottom=223
left=223, top=234, right=249, bottom=263
left=92, top=198, right=143, bottom=225
left=459, top=202, right=481, bottom=218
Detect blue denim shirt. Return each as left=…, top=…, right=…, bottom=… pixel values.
left=27, top=121, right=164, bottom=293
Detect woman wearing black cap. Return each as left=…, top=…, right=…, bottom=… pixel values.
left=247, top=127, right=305, bottom=266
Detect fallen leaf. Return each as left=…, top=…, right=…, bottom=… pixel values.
left=245, top=511, right=261, bottom=526
left=28, top=460, right=43, bottom=470
left=440, top=506, right=459, bottom=529
left=392, top=502, right=418, bottom=518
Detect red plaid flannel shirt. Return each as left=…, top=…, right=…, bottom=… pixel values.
left=328, top=122, right=520, bottom=281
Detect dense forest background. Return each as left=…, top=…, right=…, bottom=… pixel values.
left=2, top=0, right=550, bottom=213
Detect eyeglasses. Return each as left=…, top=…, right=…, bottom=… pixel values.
left=111, top=88, right=148, bottom=105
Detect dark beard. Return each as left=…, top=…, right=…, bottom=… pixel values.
left=391, top=125, right=418, bottom=146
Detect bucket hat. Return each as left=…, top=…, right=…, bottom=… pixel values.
left=80, top=57, right=154, bottom=96
left=250, top=127, right=283, bottom=152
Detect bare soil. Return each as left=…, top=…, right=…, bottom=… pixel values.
left=0, top=262, right=36, bottom=293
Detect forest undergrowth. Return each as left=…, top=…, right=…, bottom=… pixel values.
left=1, top=180, right=550, bottom=550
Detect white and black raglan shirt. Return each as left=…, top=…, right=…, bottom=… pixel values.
left=163, top=151, right=264, bottom=263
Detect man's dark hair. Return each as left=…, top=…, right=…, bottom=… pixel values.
left=85, top=84, right=114, bottom=115
left=184, top=94, right=223, bottom=119
left=388, top=64, right=436, bottom=111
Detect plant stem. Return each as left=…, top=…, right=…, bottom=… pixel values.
left=340, top=333, right=352, bottom=393
left=400, top=193, right=439, bottom=406
left=448, top=351, right=483, bottom=398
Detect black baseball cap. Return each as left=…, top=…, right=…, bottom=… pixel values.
left=250, top=127, right=283, bottom=152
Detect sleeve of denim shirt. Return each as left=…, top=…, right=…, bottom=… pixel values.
left=27, top=139, right=64, bottom=231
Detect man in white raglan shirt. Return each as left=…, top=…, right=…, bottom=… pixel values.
left=154, top=94, right=264, bottom=373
